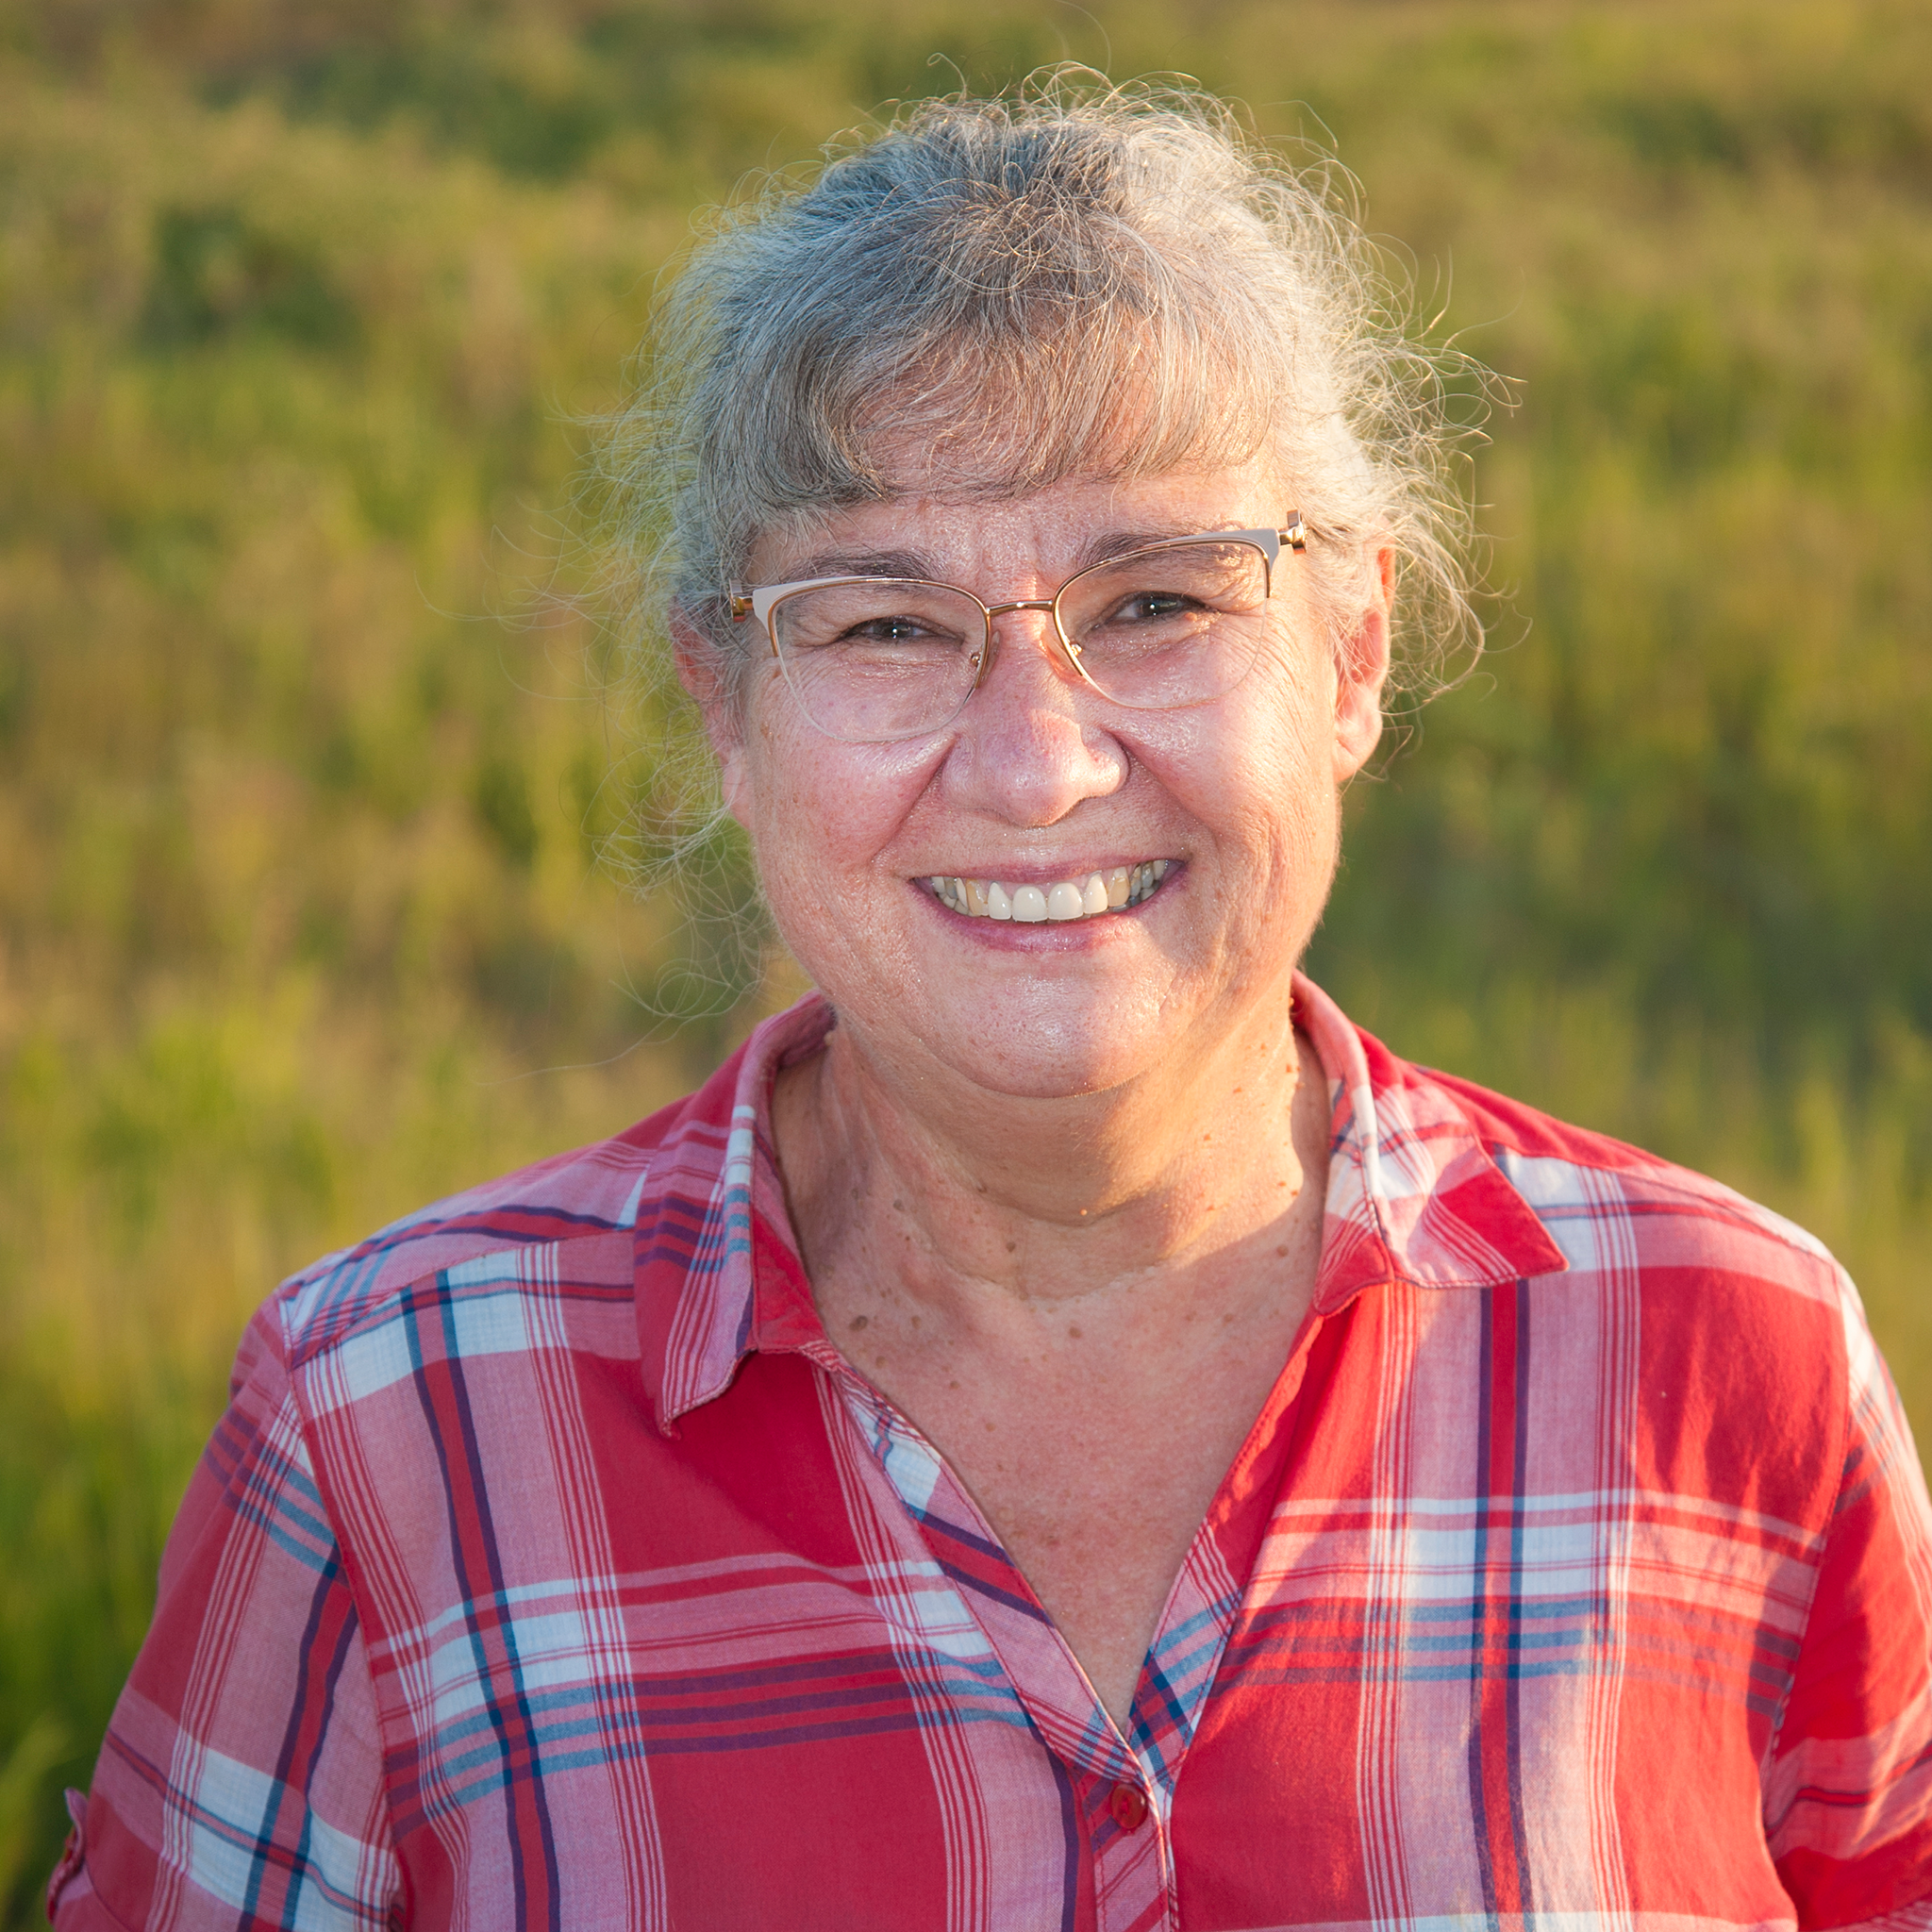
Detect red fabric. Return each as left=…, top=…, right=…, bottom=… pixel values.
left=50, top=979, right=1932, bottom=1930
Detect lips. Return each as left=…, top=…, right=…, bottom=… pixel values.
left=925, top=861, right=1172, bottom=922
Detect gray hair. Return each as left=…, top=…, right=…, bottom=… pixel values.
left=585, top=74, right=1490, bottom=972
left=596, top=75, right=1488, bottom=702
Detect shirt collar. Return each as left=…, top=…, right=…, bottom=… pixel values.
left=1293, top=975, right=1569, bottom=1310
left=635, top=976, right=1567, bottom=1428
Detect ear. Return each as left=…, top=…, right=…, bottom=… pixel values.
left=1333, top=543, right=1394, bottom=782
left=670, top=603, right=754, bottom=825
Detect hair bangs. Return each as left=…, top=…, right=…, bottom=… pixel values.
left=844, top=308, right=1274, bottom=503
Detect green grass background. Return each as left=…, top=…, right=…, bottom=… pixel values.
left=2, top=0, right=1929, bottom=1915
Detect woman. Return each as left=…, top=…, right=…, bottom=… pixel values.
left=50, top=83, right=1932, bottom=1931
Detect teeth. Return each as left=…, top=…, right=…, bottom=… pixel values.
left=927, top=862, right=1175, bottom=922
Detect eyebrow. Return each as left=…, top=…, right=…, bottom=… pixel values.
left=774, top=527, right=1229, bottom=588
left=781, top=549, right=935, bottom=582
left=1076, top=529, right=1207, bottom=569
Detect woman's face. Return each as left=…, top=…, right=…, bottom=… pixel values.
left=695, top=454, right=1390, bottom=1104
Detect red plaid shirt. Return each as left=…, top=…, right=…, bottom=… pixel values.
left=50, top=978, right=1932, bottom=1931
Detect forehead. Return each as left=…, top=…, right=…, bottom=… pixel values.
left=752, top=453, right=1289, bottom=589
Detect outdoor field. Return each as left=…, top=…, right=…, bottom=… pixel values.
left=2, top=0, right=1929, bottom=1917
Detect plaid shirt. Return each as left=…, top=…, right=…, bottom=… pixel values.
left=50, top=977, right=1932, bottom=1931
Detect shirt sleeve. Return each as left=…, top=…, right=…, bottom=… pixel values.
left=47, top=1303, right=402, bottom=1931
left=1763, top=1269, right=1932, bottom=1927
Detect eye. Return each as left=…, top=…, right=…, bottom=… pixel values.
left=844, top=614, right=943, bottom=643
left=1108, top=590, right=1201, bottom=625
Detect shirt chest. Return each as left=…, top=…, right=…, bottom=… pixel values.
left=335, top=1288, right=1820, bottom=1932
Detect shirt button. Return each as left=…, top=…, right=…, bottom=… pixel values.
left=1108, top=1782, right=1149, bottom=1831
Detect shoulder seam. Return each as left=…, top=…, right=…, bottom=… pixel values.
left=279, top=1214, right=642, bottom=1368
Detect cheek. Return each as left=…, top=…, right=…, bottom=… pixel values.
left=738, top=701, right=936, bottom=892
left=1159, top=682, right=1337, bottom=846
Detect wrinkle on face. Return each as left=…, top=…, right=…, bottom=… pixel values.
left=698, top=455, right=1388, bottom=1119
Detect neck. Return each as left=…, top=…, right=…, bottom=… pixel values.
left=773, top=975, right=1325, bottom=1331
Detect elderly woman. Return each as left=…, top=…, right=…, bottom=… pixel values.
left=50, top=85, right=1932, bottom=1932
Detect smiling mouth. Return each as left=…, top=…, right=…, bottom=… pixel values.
left=924, top=861, right=1173, bottom=923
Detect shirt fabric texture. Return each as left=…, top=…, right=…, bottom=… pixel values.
left=48, top=976, right=1932, bottom=1931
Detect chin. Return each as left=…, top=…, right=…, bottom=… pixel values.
left=909, top=978, right=1172, bottom=1102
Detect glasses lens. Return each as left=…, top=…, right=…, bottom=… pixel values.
left=770, top=580, right=986, bottom=741
left=1056, top=541, right=1271, bottom=708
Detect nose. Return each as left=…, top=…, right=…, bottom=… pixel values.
left=941, top=604, right=1127, bottom=827
left=973, top=597, right=1088, bottom=691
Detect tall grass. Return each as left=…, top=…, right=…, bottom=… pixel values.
left=3, top=1, right=1929, bottom=1920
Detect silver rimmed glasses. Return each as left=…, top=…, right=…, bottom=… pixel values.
left=725, top=518, right=1308, bottom=744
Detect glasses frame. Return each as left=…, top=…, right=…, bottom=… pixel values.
left=725, top=516, right=1308, bottom=742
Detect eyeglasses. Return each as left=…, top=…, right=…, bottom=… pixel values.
left=725, top=518, right=1308, bottom=744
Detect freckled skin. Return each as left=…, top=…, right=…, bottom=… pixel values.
left=679, top=456, right=1391, bottom=1724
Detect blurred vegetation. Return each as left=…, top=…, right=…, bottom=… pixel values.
left=1, top=0, right=1929, bottom=1918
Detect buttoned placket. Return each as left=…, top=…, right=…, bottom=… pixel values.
left=823, top=1358, right=1174, bottom=1928
left=810, top=1318, right=1332, bottom=1932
